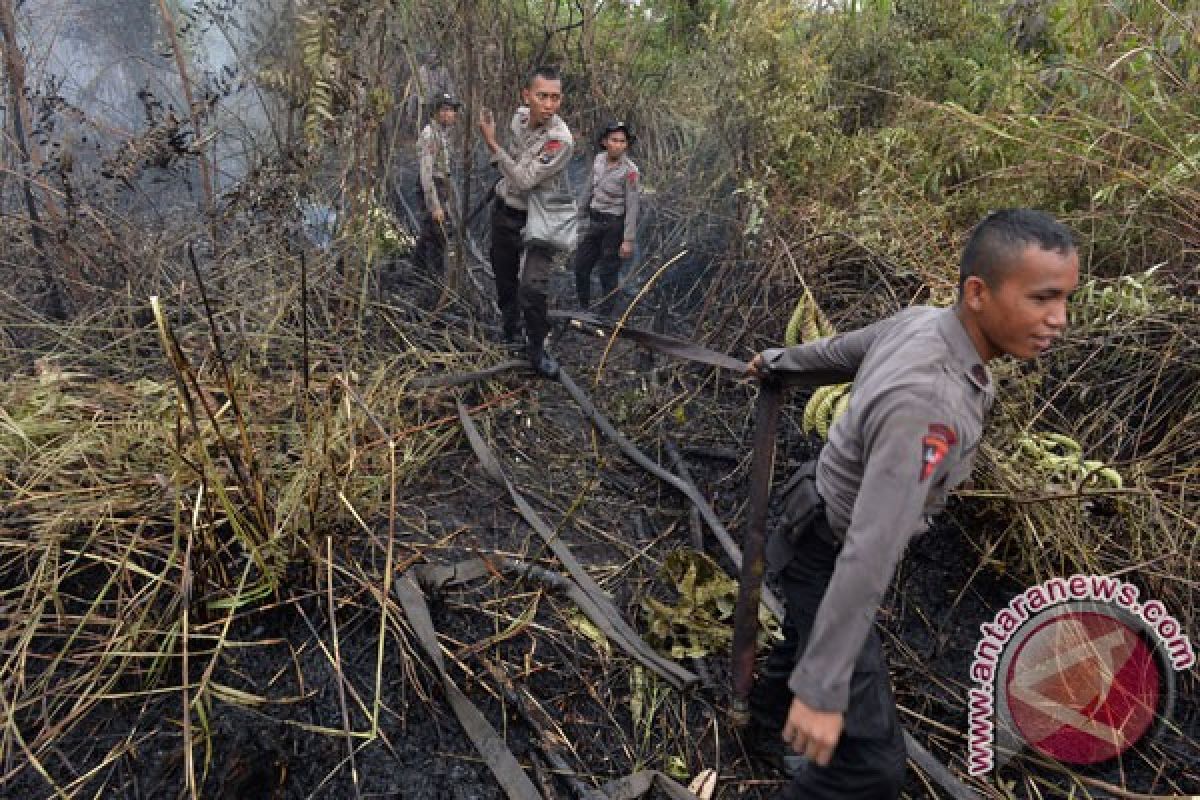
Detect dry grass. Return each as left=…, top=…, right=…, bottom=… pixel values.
left=1, top=1, right=1197, bottom=796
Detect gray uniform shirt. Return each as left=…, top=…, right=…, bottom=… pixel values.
left=579, top=152, right=640, bottom=241
left=492, top=107, right=574, bottom=210
left=761, top=305, right=995, bottom=714
left=417, top=121, right=452, bottom=213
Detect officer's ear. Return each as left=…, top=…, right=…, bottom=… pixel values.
left=961, top=275, right=991, bottom=312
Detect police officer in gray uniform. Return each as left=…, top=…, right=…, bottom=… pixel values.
left=574, top=120, right=640, bottom=314
left=479, top=66, right=574, bottom=378
left=413, top=92, right=460, bottom=273
left=746, top=210, right=1080, bottom=798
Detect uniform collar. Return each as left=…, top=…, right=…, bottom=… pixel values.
left=937, top=307, right=994, bottom=397
left=525, top=112, right=559, bottom=135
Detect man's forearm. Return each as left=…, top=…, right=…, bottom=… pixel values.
left=762, top=320, right=883, bottom=377
left=419, top=176, right=440, bottom=213
left=787, top=549, right=889, bottom=712
left=623, top=184, right=639, bottom=241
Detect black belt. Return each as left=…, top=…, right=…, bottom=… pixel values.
left=495, top=197, right=527, bottom=218
left=589, top=209, right=622, bottom=221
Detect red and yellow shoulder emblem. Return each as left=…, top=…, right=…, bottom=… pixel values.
left=538, top=139, right=564, bottom=164
left=920, top=423, right=957, bottom=482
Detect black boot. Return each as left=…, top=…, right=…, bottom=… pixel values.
left=596, top=268, right=621, bottom=316
left=498, top=310, right=524, bottom=351
left=574, top=254, right=592, bottom=310
left=596, top=287, right=620, bottom=317
left=520, top=287, right=557, bottom=377
left=527, top=341, right=559, bottom=379
left=411, top=238, right=428, bottom=272
left=500, top=326, right=524, bottom=352
left=575, top=275, right=591, bottom=311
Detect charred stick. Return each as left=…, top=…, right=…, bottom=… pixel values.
left=730, top=382, right=782, bottom=710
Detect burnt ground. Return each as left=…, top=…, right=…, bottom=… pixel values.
left=4, top=257, right=1197, bottom=800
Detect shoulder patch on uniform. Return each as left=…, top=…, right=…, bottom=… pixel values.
left=928, top=423, right=957, bottom=446
left=626, top=169, right=638, bottom=185
left=920, top=423, right=957, bottom=482
left=538, top=139, right=564, bottom=164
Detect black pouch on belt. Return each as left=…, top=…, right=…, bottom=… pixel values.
left=765, top=460, right=823, bottom=575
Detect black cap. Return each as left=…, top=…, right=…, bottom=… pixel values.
left=430, top=92, right=462, bottom=111
left=598, top=120, right=635, bottom=144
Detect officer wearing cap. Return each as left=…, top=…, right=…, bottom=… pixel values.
left=745, top=210, right=1080, bottom=798
left=573, top=120, right=640, bottom=315
left=413, top=92, right=461, bottom=273
left=478, top=65, right=574, bottom=378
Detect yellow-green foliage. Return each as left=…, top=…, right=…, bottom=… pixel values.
left=298, top=12, right=337, bottom=148
left=703, top=0, right=829, bottom=171
left=643, top=549, right=779, bottom=659
left=785, top=288, right=850, bottom=439
left=1070, top=265, right=1193, bottom=326
left=253, top=12, right=341, bottom=149
left=681, top=0, right=1199, bottom=282
left=802, top=383, right=852, bottom=440
left=258, top=1, right=397, bottom=153
left=1010, top=431, right=1123, bottom=491
left=784, top=285, right=835, bottom=347
left=0, top=363, right=174, bottom=502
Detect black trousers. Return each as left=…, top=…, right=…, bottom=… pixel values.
left=573, top=210, right=624, bottom=311
left=751, top=522, right=907, bottom=799
left=489, top=199, right=556, bottom=348
left=413, top=178, right=451, bottom=273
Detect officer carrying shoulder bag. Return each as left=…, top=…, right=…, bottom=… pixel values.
left=522, top=169, right=577, bottom=252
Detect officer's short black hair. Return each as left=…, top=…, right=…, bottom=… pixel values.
left=430, top=92, right=461, bottom=113
left=599, top=120, right=635, bottom=145
left=960, top=209, right=1075, bottom=290
left=525, top=65, right=562, bottom=88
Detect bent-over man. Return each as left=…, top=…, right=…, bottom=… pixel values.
left=746, top=209, right=1080, bottom=799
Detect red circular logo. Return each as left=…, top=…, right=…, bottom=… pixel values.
left=1001, top=608, right=1163, bottom=764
